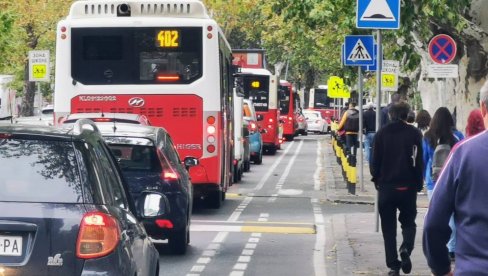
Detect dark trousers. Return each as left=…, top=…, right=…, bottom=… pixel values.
left=378, top=188, right=417, bottom=270
left=345, top=134, right=358, bottom=157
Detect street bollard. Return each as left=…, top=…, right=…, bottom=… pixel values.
left=347, top=153, right=357, bottom=195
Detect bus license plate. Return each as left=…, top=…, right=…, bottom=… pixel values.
left=0, top=236, right=22, bottom=256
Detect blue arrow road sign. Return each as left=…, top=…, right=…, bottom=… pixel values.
left=344, top=35, right=375, bottom=66
left=357, top=0, right=400, bottom=29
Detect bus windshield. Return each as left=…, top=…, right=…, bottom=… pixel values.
left=279, top=85, right=290, bottom=114
left=71, top=27, right=202, bottom=85
left=313, top=89, right=332, bottom=109
left=244, top=75, right=269, bottom=112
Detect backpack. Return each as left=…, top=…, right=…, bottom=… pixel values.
left=431, top=134, right=460, bottom=182
left=431, top=143, right=451, bottom=182
left=344, top=109, right=359, bottom=132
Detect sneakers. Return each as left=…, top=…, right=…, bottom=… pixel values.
left=388, top=269, right=400, bottom=276
left=400, top=249, right=412, bottom=274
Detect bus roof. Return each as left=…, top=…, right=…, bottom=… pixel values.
left=240, top=68, right=273, bottom=76
left=68, top=0, right=209, bottom=19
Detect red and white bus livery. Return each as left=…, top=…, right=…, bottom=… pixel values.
left=279, top=80, right=298, bottom=141
left=240, top=68, right=281, bottom=154
left=54, top=0, right=234, bottom=208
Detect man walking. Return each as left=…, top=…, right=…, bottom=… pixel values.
left=370, top=102, right=424, bottom=276
left=423, top=80, right=488, bottom=275
left=337, top=102, right=360, bottom=157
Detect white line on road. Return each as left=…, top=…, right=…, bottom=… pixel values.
left=274, top=140, right=304, bottom=192
left=314, top=140, right=323, bottom=191
left=254, top=141, right=295, bottom=191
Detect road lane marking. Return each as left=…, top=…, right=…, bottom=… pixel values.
left=274, top=140, right=304, bottom=191
left=312, top=198, right=327, bottom=276
left=315, top=140, right=323, bottom=191
left=254, top=141, right=295, bottom=191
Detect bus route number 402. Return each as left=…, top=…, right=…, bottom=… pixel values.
left=156, top=30, right=180, bottom=48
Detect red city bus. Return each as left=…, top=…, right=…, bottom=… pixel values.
left=54, top=0, right=234, bottom=208
left=279, top=80, right=298, bottom=141
left=240, top=68, right=281, bottom=154
left=308, top=85, right=340, bottom=130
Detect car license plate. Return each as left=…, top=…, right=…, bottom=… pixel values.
left=0, top=235, right=22, bottom=256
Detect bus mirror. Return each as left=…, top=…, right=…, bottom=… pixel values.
left=256, top=114, right=264, bottom=121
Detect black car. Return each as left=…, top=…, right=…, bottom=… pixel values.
left=96, top=123, right=197, bottom=254
left=0, top=120, right=164, bottom=275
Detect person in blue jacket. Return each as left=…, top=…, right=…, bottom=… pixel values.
left=422, top=107, right=464, bottom=261
left=423, top=80, right=488, bottom=275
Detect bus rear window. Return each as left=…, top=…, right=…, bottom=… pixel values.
left=313, top=89, right=332, bottom=109
left=244, top=76, right=269, bottom=112
left=279, top=85, right=290, bottom=114
left=71, top=27, right=202, bottom=85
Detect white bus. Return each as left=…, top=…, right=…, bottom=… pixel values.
left=54, top=0, right=235, bottom=208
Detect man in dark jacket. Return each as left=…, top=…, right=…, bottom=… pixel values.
left=381, top=93, right=401, bottom=127
left=363, top=102, right=376, bottom=162
left=371, top=102, right=424, bottom=276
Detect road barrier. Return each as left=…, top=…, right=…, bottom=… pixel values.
left=331, top=129, right=356, bottom=195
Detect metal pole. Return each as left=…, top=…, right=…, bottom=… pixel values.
left=284, top=60, right=289, bottom=81
left=375, top=30, right=383, bottom=233
left=358, top=67, right=364, bottom=192
left=37, top=82, right=41, bottom=115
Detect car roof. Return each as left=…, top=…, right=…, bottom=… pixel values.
left=96, top=123, right=163, bottom=141
left=66, top=113, right=144, bottom=120
left=0, top=120, right=103, bottom=142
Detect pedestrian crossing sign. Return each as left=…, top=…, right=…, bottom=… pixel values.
left=344, top=35, right=375, bottom=66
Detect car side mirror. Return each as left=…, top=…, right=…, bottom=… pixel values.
left=183, top=156, right=199, bottom=170
left=137, top=192, right=170, bottom=218
left=257, top=114, right=264, bottom=121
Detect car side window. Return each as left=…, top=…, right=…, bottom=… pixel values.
left=100, top=142, right=130, bottom=210
left=92, top=141, right=128, bottom=209
left=162, top=134, right=181, bottom=165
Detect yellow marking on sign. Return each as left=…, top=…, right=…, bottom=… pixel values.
left=32, top=64, right=47, bottom=79
left=382, top=73, right=396, bottom=88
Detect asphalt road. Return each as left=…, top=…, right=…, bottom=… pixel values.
left=156, top=134, right=372, bottom=276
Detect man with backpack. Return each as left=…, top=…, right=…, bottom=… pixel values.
left=370, top=102, right=424, bottom=276
left=337, top=102, right=360, bottom=157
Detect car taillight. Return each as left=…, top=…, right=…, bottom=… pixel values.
left=155, top=219, right=174, bottom=229
left=160, top=153, right=179, bottom=181
left=249, top=122, right=257, bottom=132
left=76, top=212, right=120, bottom=259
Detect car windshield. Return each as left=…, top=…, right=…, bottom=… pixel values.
left=107, top=144, right=161, bottom=172
left=0, top=139, right=82, bottom=203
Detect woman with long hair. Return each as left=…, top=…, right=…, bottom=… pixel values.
left=415, top=109, right=431, bottom=135
left=423, top=107, right=464, bottom=262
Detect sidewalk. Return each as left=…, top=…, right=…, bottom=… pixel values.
left=322, top=136, right=432, bottom=276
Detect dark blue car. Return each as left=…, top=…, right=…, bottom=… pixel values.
left=0, top=121, right=163, bottom=275
left=96, top=123, right=197, bottom=255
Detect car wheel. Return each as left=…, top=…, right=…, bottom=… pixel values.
left=169, top=224, right=188, bottom=255
left=303, top=131, right=308, bottom=136
left=244, top=160, right=251, bottom=172
left=255, top=151, right=263, bottom=164
left=233, top=165, right=239, bottom=183
left=267, top=146, right=277, bottom=155
left=208, top=190, right=222, bottom=209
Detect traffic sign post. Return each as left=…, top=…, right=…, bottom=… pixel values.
left=356, top=0, right=401, bottom=29
left=428, top=34, right=457, bottom=64
left=344, top=35, right=375, bottom=66
left=29, top=50, right=50, bottom=82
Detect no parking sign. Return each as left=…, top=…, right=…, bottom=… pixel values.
left=428, top=34, right=457, bottom=64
